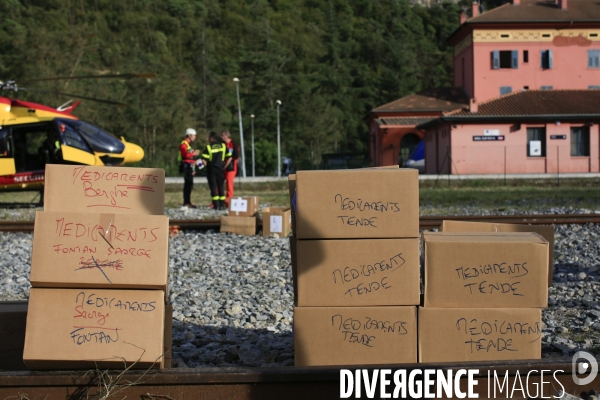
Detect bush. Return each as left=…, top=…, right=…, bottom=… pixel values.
left=254, top=139, right=278, bottom=176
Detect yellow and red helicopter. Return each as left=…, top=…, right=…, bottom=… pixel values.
left=0, top=74, right=150, bottom=192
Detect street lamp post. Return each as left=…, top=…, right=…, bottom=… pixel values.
left=250, top=114, right=255, bottom=177
left=233, top=77, right=246, bottom=178
left=276, top=100, right=282, bottom=177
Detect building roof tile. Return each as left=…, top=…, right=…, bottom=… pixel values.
left=376, top=117, right=437, bottom=126
left=448, top=89, right=600, bottom=117
left=372, top=87, right=469, bottom=112
left=468, top=0, right=600, bottom=24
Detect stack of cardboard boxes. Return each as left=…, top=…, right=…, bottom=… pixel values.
left=23, top=164, right=171, bottom=369
left=289, top=168, right=551, bottom=366
left=220, top=195, right=292, bottom=237
left=290, top=169, right=421, bottom=366
left=419, top=227, right=549, bottom=362
left=221, top=196, right=259, bottom=236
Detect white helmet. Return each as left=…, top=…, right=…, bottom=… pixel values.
left=185, top=128, right=197, bottom=136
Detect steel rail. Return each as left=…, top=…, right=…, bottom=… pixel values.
left=0, top=221, right=37, bottom=232
left=0, top=213, right=599, bottom=233
left=0, top=359, right=596, bottom=399
left=419, top=213, right=600, bottom=228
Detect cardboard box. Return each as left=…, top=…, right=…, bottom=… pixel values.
left=24, top=288, right=165, bottom=369
left=286, top=167, right=398, bottom=238
left=294, top=306, right=417, bottom=366
left=295, top=238, right=419, bottom=306
left=290, top=236, right=298, bottom=303
left=262, top=207, right=292, bottom=237
left=44, top=164, right=165, bottom=215
left=163, top=303, right=173, bottom=369
left=0, top=301, right=28, bottom=371
left=423, top=232, right=549, bottom=308
left=441, top=220, right=555, bottom=286
left=295, top=169, right=418, bottom=239
left=419, top=308, right=542, bottom=363
left=228, top=196, right=259, bottom=217
left=288, top=174, right=296, bottom=235
left=220, top=215, right=256, bottom=236
left=30, top=211, right=169, bottom=290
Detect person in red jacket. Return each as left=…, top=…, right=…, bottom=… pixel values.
left=221, top=130, right=239, bottom=206
left=178, top=128, right=200, bottom=208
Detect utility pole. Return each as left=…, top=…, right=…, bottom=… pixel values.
left=233, top=77, right=246, bottom=177
left=276, top=100, right=281, bottom=177
left=251, top=114, right=255, bottom=177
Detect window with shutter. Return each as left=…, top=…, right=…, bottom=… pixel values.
left=511, top=50, right=518, bottom=68
left=589, top=50, right=600, bottom=68
left=495, top=51, right=518, bottom=69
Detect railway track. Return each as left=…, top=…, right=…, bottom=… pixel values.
left=418, top=213, right=600, bottom=228
left=0, top=213, right=598, bottom=232
left=1, top=213, right=598, bottom=399
left=0, top=359, right=597, bottom=400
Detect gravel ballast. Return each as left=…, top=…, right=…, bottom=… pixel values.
left=0, top=206, right=598, bottom=367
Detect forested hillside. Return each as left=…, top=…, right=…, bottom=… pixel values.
left=0, top=0, right=471, bottom=174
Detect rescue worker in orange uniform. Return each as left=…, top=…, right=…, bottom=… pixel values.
left=178, top=128, right=200, bottom=208
left=201, top=132, right=231, bottom=210
left=220, top=130, right=239, bottom=206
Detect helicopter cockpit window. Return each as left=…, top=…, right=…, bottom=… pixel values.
left=57, top=119, right=125, bottom=154
left=56, top=121, right=92, bottom=153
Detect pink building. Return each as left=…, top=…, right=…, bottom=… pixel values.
left=451, top=0, right=600, bottom=102
left=369, top=0, right=600, bottom=174
left=418, top=90, right=600, bottom=174
left=366, top=88, right=468, bottom=167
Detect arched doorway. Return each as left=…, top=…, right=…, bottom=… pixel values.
left=399, top=133, right=421, bottom=166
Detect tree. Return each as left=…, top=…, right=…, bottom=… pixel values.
left=0, top=0, right=463, bottom=173
left=254, top=138, right=278, bottom=176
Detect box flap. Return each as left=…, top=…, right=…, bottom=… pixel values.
left=294, top=306, right=416, bottom=366
left=423, top=232, right=548, bottom=308
left=24, top=288, right=165, bottom=369
left=440, top=221, right=555, bottom=287
left=295, top=238, right=420, bottom=306
left=44, top=165, right=165, bottom=215
left=31, top=211, right=169, bottom=289
left=423, top=231, right=547, bottom=244
left=418, top=308, right=541, bottom=363
left=296, top=169, right=418, bottom=239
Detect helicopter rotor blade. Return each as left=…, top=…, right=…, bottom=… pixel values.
left=22, top=73, right=156, bottom=83
left=19, top=88, right=129, bottom=107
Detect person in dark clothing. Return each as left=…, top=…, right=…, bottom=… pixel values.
left=201, top=132, right=231, bottom=210
left=178, top=128, right=200, bottom=208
